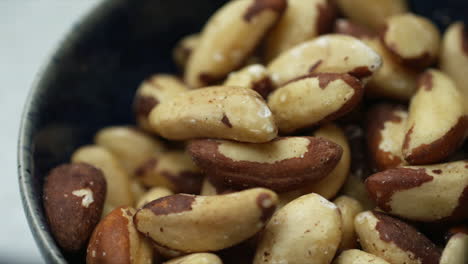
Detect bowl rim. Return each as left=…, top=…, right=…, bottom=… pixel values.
left=17, top=0, right=126, bottom=262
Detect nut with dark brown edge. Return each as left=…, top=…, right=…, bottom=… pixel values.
left=134, top=188, right=278, bottom=253
left=268, top=73, right=364, bottom=134
left=440, top=233, right=468, bottom=264
left=366, top=161, right=468, bottom=222
left=354, top=211, right=441, bottom=264
left=135, top=151, right=203, bottom=194
left=87, top=206, right=154, bottom=264
left=163, top=253, right=223, bottom=264
left=187, top=137, right=342, bottom=192
left=43, top=163, right=106, bottom=252
left=223, top=64, right=274, bottom=99
left=184, top=0, right=286, bottom=88
left=136, top=187, right=173, bottom=209
left=254, top=193, right=342, bottom=264
left=403, top=70, right=467, bottom=165
left=263, top=0, right=337, bottom=62
left=267, top=34, right=382, bottom=87
left=133, top=74, right=188, bottom=132
left=366, top=104, right=408, bottom=171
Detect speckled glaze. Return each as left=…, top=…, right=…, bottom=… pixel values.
left=17, top=0, right=467, bottom=263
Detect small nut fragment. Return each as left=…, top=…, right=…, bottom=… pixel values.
left=333, top=249, right=390, bottom=264
left=268, top=73, right=364, bottom=134
left=185, top=0, right=287, bottom=88
left=440, top=22, right=468, bottom=112
left=333, top=196, right=363, bottom=251
left=164, top=253, right=223, bottom=264
left=366, top=104, right=408, bottom=171
left=440, top=233, right=468, bottom=264
left=354, top=211, right=441, bottom=264
left=382, top=13, right=441, bottom=69
left=87, top=207, right=154, bottom=264
left=95, top=126, right=166, bottom=174
left=403, top=69, right=467, bottom=165
left=300, top=123, right=351, bottom=199
left=254, top=193, right=342, bottom=264
left=267, top=34, right=382, bottom=87
left=149, top=86, right=277, bottom=143
left=365, top=161, right=468, bottom=222
left=133, top=74, right=188, bottom=131
left=134, top=188, right=278, bottom=252
left=335, top=0, right=408, bottom=30
left=263, top=0, right=336, bottom=62
left=224, top=64, right=273, bottom=99
left=173, top=34, right=200, bottom=70
left=72, top=145, right=133, bottom=215
left=188, top=137, right=342, bottom=192
left=137, top=187, right=174, bottom=209
left=135, top=151, right=203, bottom=194
left=43, top=163, right=106, bottom=252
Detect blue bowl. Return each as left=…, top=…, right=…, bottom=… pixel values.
left=18, top=0, right=467, bottom=263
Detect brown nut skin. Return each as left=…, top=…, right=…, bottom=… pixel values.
left=133, top=74, right=188, bottom=132
left=440, top=233, right=468, bottom=264
left=149, top=86, right=277, bottom=143
left=134, top=188, right=278, bottom=253
left=135, top=151, right=203, bottom=194
left=335, top=0, right=408, bottom=30
left=366, top=104, right=408, bottom=171
left=440, top=22, right=468, bottom=113
left=365, top=161, right=468, bottom=222
left=263, top=0, right=337, bottom=62
left=185, top=0, right=287, bottom=88
left=87, top=206, right=154, bottom=264
left=223, top=64, right=274, bottom=99
left=43, top=163, right=106, bottom=252
left=94, top=126, right=166, bottom=174
left=403, top=70, right=468, bottom=165
left=173, top=34, right=200, bottom=70
left=163, top=253, right=223, bottom=264
left=382, top=14, right=441, bottom=69
left=354, top=211, right=441, bottom=264
left=333, top=196, right=363, bottom=251
left=268, top=73, right=365, bottom=134
left=187, top=137, right=343, bottom=192
left=333, top=250, right=391, bottom=264
left=254, top=193, right=342, bottom=264
left=267, top=34, right=382, bottom=87
left=333, top=19, right=376, bottom=39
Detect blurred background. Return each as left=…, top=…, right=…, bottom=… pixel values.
left=0, top=1, right=98, bottom=263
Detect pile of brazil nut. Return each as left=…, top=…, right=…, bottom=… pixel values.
left=42, top=0, right=468, bottom=263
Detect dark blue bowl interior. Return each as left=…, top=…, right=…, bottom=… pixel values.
left=18, top=0, right=467, bottom=263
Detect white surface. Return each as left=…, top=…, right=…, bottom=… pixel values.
left=0, top=1, right=98, bottom=263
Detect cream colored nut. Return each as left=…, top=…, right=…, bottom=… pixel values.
left=333, top=249, right=390, bottom=264
left=149, top=86, right=277, bottom=143
left=366, top=104, right=408, bottom=171
left=382, top=14, right=441, bottom=68
left=268, top=73, right=364, bottom=134
left=300, top=123, right=351, bottom=199
left=224, top=64, right=273, bottom=99
left=440, top=233, right=468, bottom=264
left=95, top=126, right=166, bottom=174
left=354, top=211, right=441, bottom=264
left=164, top=253, right=223, bottom=264
left=134, top=188, right=278, bottom=252
left=185, top=0, right=286, bottom=88
left=130, top=179, right=146, bottom=203
left=267, top=34, right=382, bottom=87
left=135, top=151, right=203, bottom=194
left=188, top=137, right=342, bottom=192
left=254, top=193, right=342, bottom=264
left=133, top=74, right=189, bottom=131
left=87, top=207, right=154, bottom=264
left=173, top=34, right=200, bottom=70
left=403, top=69, right=467, bottom=165
left=263, top=0, right=336, bottom=62
left=72, top=145, right=133, bottom=215
left=333, top=196, right=363, bottom=251
left=440, top=22, right=468, bottom=113
left=366, top=161, right=468, bottom=222
left=335, top=0, right=408, bottom=30
left=136, top=187, right=173, bottom=209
